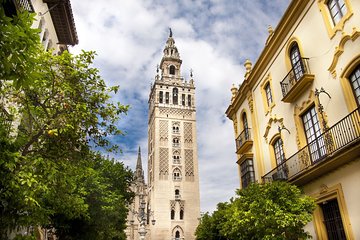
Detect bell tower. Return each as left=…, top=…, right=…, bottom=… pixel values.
left=147, top=29, right=200, bottom=240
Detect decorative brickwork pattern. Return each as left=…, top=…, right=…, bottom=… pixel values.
left=160, top=120, right=169, bottom=146
left=184, top=122, right=193, bottom=147
left=185, top=149, right=194, bottom=181
left=159, top=107, right=192, bottom=118
left=159, top=147, right=169, bottom=180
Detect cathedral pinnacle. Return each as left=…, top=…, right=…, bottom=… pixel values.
left=135, top=146, right=145, bottom=184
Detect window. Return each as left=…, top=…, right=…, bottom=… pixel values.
left=321, top=199, right=346, bottom=239
left=302, top=106, right=326, bottom=162
left=173, top=168, right=181, bottom=181
left=290, top=43, right=304, bottom=80
left=173, top=126, right=179, bottom=133
left=175, top=231, right=180, bottom=239
left=175, top=189, right=180, bottom=196
left=170, top=65, right=176, bottom=75
left=179, top=209, right=184, bottom=220
left=173, top=88, right=178, bottom=105
left=165, top=92, right=169, bottom=104
left=273, top=138, right=285, bottom=166
left=173, top=138, right=179, bottom=147
left=242, top=112, right=249, bottom=140
left=265, top=82, right=273, bottom=106
left=240, top=159, right=255, bottom=188
left=173, top=155, right=180, bottom=164
left=171, top=209, right=175, bottom=220
left=328, top=0, right=347, bottom=25
left=159, top=91, right=163, bottom=103
left=349, top=65, right=360, bottom=106
left=182, top=94, right=185, bottom=106
left=187, top=95, right=191, bottom=107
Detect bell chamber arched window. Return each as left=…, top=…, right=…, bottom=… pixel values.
left=173, top=88, right=178, bottom=105
left=289, top=43, right=304, bottom=80
left=170, top=65, right=176, bottom=75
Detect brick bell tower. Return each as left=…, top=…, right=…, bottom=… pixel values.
left=147, top=29, right=200, bottom=240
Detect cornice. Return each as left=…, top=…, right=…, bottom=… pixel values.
left=227, top=0, right=311, bottom=118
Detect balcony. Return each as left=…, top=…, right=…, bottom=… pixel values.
left=175, top=195, right=181, bottom=200
left=280, top=58, right=315, bottom=103
left=236, top=128, right=253, bottom=154
left=262, top=108, right=360, bottom=185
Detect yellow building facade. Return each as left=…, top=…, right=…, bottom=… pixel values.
left=226, top=0, right=360, bottom=239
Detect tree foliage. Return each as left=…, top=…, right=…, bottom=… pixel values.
left=0, top=7, right=133, bottom=240
left=195, top=181, right=316, bottom=240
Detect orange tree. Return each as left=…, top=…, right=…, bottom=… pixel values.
left=196, top=181, right=315, bottom=240
left=1, top=6, right=132, bottom=240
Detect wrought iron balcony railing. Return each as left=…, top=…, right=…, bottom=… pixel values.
left=280, top=58, right=314, bottom=102
left=235, top=128, right=252, bottom=153
left=263, top=107, right=360, bottom=183
left=14, top=0, right=34, bottom=12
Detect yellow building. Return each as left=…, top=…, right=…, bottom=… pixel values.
left=226, top=0, right=360, bottom=239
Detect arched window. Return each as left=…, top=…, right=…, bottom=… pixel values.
left=170, top=65, right=176, bottom=75
left=180, top=209, right=184, bottom=220
left=173, top=138, right=179, bottom=147
left=159, top=91, right=163, bottom=103
left=173, top=88, right=178, bottom=105
left=273, top=138, right=285, bottom=166
left=175, top=231, right=180, bottom=238
left=173, top=168, right=181, bottom=181
left=187, top=95, right=191, bottom=106
left=349, top=64, right=360, bottom=106
left=165, top=92, right=169, bottom=104
left=242, top=112, right=249, bottom=140
left=171, top=209, right=175, bottom=220
left=290, top=43, right=304, bottom=80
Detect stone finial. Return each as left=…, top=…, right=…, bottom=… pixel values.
left=244, top=59, right=252, bottom=79
left=268, top=25, right=273, bottom=35
left=231, top=84, right=238, bottom=103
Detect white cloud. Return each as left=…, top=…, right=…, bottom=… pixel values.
left=70, top=0, right=290, bottom=213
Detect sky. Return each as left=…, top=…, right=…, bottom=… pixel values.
left=70, top=0, right=291, bottom=213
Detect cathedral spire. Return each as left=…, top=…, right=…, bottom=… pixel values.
left=135, top=146, right=145, bottom=184
left=161, top=29, right=181, bottom=63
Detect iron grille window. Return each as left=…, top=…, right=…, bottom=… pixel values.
left=328, top=0, right=347, bottom=25
left=349, top=65, right=360, bottom=106
left=240, top=159, right=255, bottom=188
left=265, top=82, right=273, bottom=106
left=290, top=43, right=304, bottom=80
left=302, top=106, right=326, bottom=162
left=321, top=199, right=346, bottom=240
left=273, top=138, right=285, bottom=165
left=182, top=94, right=185, bottom=106
left=187, top=95, right=191, bottom=107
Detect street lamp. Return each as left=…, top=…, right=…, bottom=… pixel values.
left=130, top=197, right=155, bottom=240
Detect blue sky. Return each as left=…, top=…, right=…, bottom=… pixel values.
left=70, top=0, right=291, bottom=213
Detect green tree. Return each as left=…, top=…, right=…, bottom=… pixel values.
left=0, top=6, right=132, bottom=239
left=221, top=181, right=315, bottom=240
left=195, top=203, right=228, bottom=240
